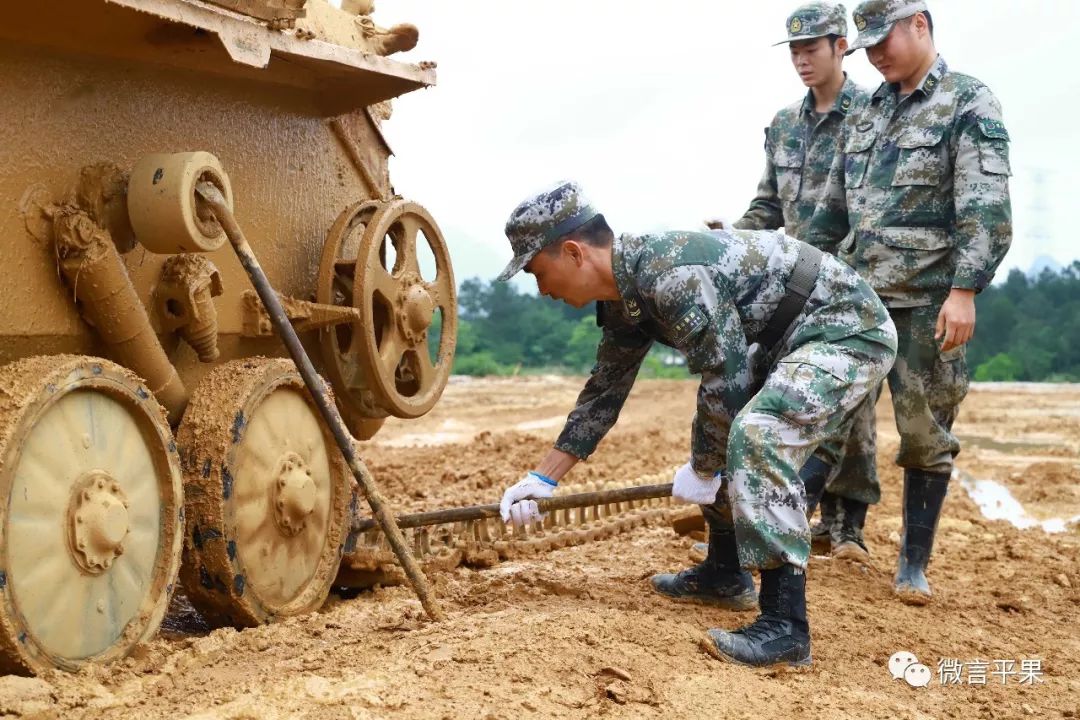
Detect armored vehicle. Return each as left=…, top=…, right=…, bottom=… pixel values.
left=0, top=0, right=456, bottom=673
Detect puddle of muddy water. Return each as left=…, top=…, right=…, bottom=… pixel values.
left=956, top=434, right=1069, bottom=455
left=376, top=416, right=567, bottom=448
left=956, top=470, right=1080, bottom=533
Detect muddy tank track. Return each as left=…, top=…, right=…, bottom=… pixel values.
left=337, top=470, right=682, bottom=587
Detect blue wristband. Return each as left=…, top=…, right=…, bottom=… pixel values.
left=528, top=471, right=558, bottom=487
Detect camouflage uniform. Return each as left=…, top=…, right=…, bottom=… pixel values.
left=735, top=73, right=870, bottom=257
left=836, top=52, right=1013, bottom=474
left=733, top=45, right=880, bottom=504
left=838, top=0, right=1012, bottom=602
left=554, top=229, right=897, bottom=569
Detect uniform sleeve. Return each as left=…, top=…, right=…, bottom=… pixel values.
left=690, top=372, right=740, bottom=475
left=651, top=266, right=755, bottom=475
left=733, top=125, right=785, bottom=231
left=951, top=90, right=1013, bottom=291
left=554, top=310, right=652, bottom=460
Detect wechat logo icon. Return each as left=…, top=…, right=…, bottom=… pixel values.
left=889, top=651, right=932, bottom=688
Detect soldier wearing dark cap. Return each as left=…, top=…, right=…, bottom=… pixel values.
left=496, top=180, right=897, bottom=667
left=836, top=0, right=1013, bottom=604
left=708, top=2, right=880, bottom=566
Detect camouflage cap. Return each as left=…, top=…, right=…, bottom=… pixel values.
left=774, top=2, right=848, bottom=46
left=848, top=0, right=928, bottom=53
left=496, top=180, right=599, bottom=281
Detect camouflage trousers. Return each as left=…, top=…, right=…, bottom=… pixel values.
left=799, top=302, right=969, bottom=512
left=811, top=391, right=881, bottom=505
left=706, top=321, right=897, bottom=571
left=852, top=304, right=970, bottom=478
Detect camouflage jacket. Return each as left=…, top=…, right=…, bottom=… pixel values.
left=836, top=55, right=1012, bottom=307
left=554, top=230, right=891, bottom=474
left=734, top=74, right=872, bottom=256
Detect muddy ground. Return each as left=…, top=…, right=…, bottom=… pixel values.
left=3, top=377, right=1078, bottom=719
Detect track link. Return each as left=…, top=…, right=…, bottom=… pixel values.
left=336, top=470, right=679, bottom=587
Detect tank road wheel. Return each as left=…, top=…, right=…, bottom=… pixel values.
left=316, top=200, right=387, bottom=439
left=355, top=199, right=458, bottom=419
left=177, top=359, right=350, bottom=627
left=0, top=356, right=183, bottom=674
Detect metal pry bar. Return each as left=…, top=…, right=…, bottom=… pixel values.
left=194, top=182, right=444, bottom=623
left=352, top=483, right=675, bottom=532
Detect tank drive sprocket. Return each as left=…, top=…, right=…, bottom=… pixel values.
left=316, top=200, right=389, bottom=440
left=177, top=358, right=351, bottom=627
left=0, top=355, right=183, bottom=674
left=317, top=198, right=458, bottom=421
left=356, top=199, right=458, bottom=418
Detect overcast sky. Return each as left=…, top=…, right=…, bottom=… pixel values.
left=355, top=1, right=1078, bottom=290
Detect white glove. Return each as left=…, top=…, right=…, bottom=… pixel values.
left=704, top=217, right=732, bottom=231
left=500, top=471, right=557, bottom=527
left=671, top=462, right=723, bottom=505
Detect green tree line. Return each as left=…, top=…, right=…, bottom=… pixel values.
left=445, top=263, right=1080, bottom=381
left=446, top=278, right=687, bottom=378
left=966, top=263, right=1080, bottom=382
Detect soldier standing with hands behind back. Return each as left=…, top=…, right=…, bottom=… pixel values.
left=838, top=0, right=1012, bottom=603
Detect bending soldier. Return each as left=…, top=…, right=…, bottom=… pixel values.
left=495, top=181, right=896, bottom=667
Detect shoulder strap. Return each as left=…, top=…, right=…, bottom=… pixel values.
left=756, top=243, right=823, bottom=353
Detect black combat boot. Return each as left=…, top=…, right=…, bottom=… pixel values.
left=701, top=564, right=811, bottom=668
left=831, top=496, right=870, bottom=562
left=894, top=469, right=950, bottom=605
left=801, top=456, right=835, bottom=556
left=652, top=513, right=757, bottom=610
left=810, top=491, right=837, bottom=555
left=800, top=455, right=833, bottom=518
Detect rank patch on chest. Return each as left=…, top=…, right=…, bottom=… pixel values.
left=670, top=306, right=707, bottom=345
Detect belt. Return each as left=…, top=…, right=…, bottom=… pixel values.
left=755, top=242, right=823, bottom=353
